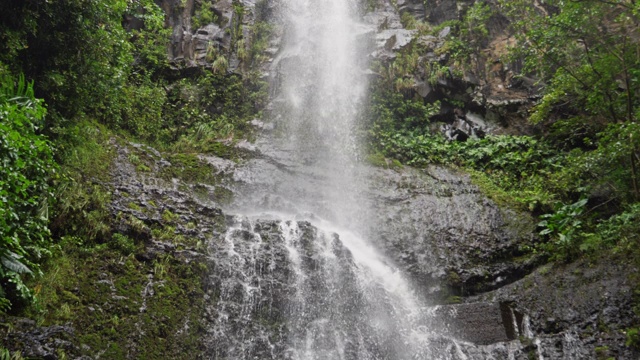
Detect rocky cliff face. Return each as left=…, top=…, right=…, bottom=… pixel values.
left=2, top=1, right=638, bottom=359
left=159, top=0, right=275, bottom=73
left=366, top=0, right=536, bottom=137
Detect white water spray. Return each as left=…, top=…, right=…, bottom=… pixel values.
left=211, top=0, right=481, bottom=358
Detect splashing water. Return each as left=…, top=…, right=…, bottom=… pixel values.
left=208, top=0, right=467, bottom=358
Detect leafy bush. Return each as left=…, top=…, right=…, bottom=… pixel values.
left=0, top=74, right=57, bottom=310
left=538, top=198, right=588, bottom=260
left=626, top=327, right=640, bottom=349
left=192, top=0, right=218, bottom=30
left=50, top=121, right=114, bottom=244
left=581, top=204, right=640, bottom=254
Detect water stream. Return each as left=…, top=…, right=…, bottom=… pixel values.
left=212, top=0, right=453, bottom=358
left=207, top=0, right=516, bottom=359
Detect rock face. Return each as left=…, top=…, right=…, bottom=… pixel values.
left=3, top=1, right=639, bottom=359
left=434, top=302, right=519, bottom=345
left=2, top=322, right=78, bottom=359
left=2, top=137, right=636, bottom=358
left=472, top=260, right=640, bottom=359
left=157, top=0, right=274, bottom=71
left=367, top=165, right=540, bottom=298
left=365, top=0, right=536, bottom=137
left=425, top=0, right=462, bottom=24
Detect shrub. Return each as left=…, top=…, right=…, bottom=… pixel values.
left=0, top=74, right=57, bottom=310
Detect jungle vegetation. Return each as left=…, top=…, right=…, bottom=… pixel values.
left=1, top=0, right=640, bottom=351
left=369, top=0, right=640, bottom=263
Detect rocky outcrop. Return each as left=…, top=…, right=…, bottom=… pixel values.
left=470, top=259, right=640, bottom=359
left=1, top=322, right=79, bottom=359
left=366, top=0, right=538, bottom=138
left=157, top=0, right=274, bottom=71
left=367, top=165, right=540, bottom=298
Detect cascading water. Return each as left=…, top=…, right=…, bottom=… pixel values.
left=205, top=0, right=448, bottom=358
left=267, top=0, right=371, bottom=227
left=207, top=0, right=451, bottom=358
left=205, top=1, right=524, bottom=359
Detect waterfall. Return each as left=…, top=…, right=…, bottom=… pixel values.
left=271, top=0, right=370, bottom=228
left=270, top=2, right=431, bottom=356
left=206, top=1, right=463, bottom=359
left=222, top=0, right=441, bottom=358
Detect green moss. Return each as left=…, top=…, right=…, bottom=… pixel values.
left=162, top=209, right=180, bottom=224
left=152, top=226, right=175, bottom=241
left=444, top=295, right=462, bottom=304
left=137, top=164, right=152, bottom=172
left=160, top=153, right=219, bottom=184
left=213, top=186, right=234, bottom=205
left=109, top=233, right=138, bottom=255
left=446, top=271, right=462, bottom=286
left=594, top=345, right=611, bottom=360
left=192, top=0, right=218, bottom=29
left=626, top=327, right=640, bottom=349
left=24, top=241, right=207, bottom=359
left=201, top=141, right=247, bottom=160
left=366, top=152, right=403, bottom=170
left=128, top=202, right=142, bottom=211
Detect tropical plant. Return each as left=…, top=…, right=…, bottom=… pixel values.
left=538, top=198, right=588, bottom=260
left=0, top=74, right=56, bottom=310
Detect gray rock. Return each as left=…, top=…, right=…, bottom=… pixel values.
left=415, top=80, right=434, bottom=98
left=426, top=0, right=461, bottom=25
left=438, top=26, right=451, bottom=39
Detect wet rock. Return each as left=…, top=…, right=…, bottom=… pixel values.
left=469, top=260, right=640, bottom=359
left=433, top=302, right=517, bottom=345
left=414, top=80, right=435, bottom=99
left=442, top=110, right=487, bottom=141
left=2, top=322, right=77, bottom=360
left=416, top=34, right=439, bottom=50
left=426, top=0, right=462, bottom=25
left=159, top=0, right=266, bottom=70
left=371, top=29, right=416, bottom=61
left=397, top=0, right=425, bottom=20
left=364, top=8, right=403, bottom=30
left=365, top=165, right=538, bottom=299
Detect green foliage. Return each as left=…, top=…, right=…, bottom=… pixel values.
left=461, top=2, right=492, bottom=40
left=626, top=328, right=640, bottom=349
left=400, top=11, right=418, bottom=30
left=538, top=199, right=588, bottom=260
left=128, top=0, right=172, bottom=72
left=369, top=87, right=440, bottom=131
left=451, top=2, right=492, bottom=65
left=368, top=0, right=640, bottom=264
left=430, top=2, right=493, bottom=71
left=0, top=74, right=57, bottom=310
left=22, top=238, right=207, bottom=358
left=0, top=0, right=175, bottom=136
left=0, top=348, right=23, bottom=360
left=369, top=77, right=640, bottom=261
left=581, top=204, right=640, bottom=254
left=119, top=78, right=167, bottom=141
left=246, top=21, right=274, bottom=69
left=164, top=72, right=266, bottom=148
left=192, top=0, right=218, bottom=30
left=109, top=233, right=137, bottom=255
left=502, top=0, right=640, bottom=126
left=50, top=121, right=114, bottom=244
